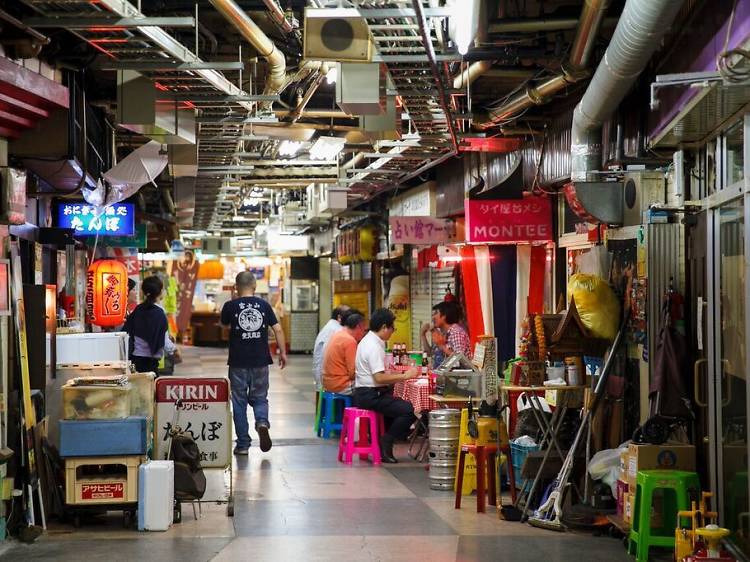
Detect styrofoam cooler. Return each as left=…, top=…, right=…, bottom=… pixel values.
left=56, top=332, right=129, bottom=365
left=138, top=460, right=174, bottom=531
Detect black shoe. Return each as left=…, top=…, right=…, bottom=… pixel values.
left=380, top=434, right=398, bottom=464
left=257, top=424, right=272, bottom=452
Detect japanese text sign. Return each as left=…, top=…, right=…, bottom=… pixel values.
left=155, top=377, right=231, bottom=468
left=389, top=216, right=454, bottom=245
left=464, top=196, right=552, bottom=243
left=57, top=202, right=135, bottom=236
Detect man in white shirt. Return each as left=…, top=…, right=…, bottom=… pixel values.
left=312, top=306, right=350, bottom=390
left=354, top=308, right=418, bottom=463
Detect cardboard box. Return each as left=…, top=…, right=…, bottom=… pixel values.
left=627, top=443, right=696, bottom=489
left=619, top=450, right=629, bottom=481
left=624, top=492, right=634, bottom=524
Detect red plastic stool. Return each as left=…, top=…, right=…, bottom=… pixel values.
left=455, top=443, right=508, bottom=513
left=337, top=407, right=385, bottom=465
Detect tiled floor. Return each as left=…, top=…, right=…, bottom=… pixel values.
left=1, top=347, right=634, bottom=561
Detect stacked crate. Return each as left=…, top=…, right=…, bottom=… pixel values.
left=59, top=371, right=155, bottom=508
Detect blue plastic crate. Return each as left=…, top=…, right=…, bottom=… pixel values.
left=511, top=441, right=541, bottom=489
left=60, top=417, right=149, bottom=457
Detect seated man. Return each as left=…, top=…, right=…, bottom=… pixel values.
left=353, top=308, right=418, bottom=463
left=322, top=310, right=367, bottom=396
left=431, top=301, right=472, bottom=360
left=312, top=306, right=350, bottom=391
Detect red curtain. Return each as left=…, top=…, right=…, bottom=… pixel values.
left=528, top=245, right=546, bottom=315
left=460, top=245, right=484, bottom=349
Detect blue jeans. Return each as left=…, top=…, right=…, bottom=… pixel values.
left=229, top=366, right=270, bottom=448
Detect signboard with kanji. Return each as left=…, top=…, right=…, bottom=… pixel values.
left=57, top=202, right=135, bottom=236
left=389, top=216, right=454, bottom=245
left=154, top=377, right=232, bottom=469
left=464, top=196, right=552, bottom=243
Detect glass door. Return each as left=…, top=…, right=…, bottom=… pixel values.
left=708, top=195, right=749, bottom=555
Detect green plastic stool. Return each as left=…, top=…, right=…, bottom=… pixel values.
left=314, top=390, right=322, bottom=434
left=628, top=470, right=700, bottom=562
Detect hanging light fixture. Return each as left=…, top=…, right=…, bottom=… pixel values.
left=197, top=259, right=225, bottom=280
left=87, top=259, right=128, bottom=327
left=278, top=140, right=304, bottom=157
left=309, top=136, right=346, bottom=161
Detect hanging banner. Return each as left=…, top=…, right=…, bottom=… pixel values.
left=464, top=196, right=553, bottom=243
left=173, top=250, right=199, bottom=333
left=389, top=216, right=454, bottom=245
left=385, top=274, right=411, bottom=349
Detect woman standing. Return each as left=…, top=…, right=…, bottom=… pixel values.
left=124, top=276, right=176, bottom=373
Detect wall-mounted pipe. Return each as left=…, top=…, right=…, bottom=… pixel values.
left=209, top=0, right=287, bottom=96
left=571, top=0, right=684, bottom=181
left=476, top=0, right=610, bottom=128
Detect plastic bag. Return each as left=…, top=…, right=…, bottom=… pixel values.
left=567, top=273, right=620, bottom=341
left=587, top=442, right=629, bottom=495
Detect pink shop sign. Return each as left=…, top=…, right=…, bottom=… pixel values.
left=389, top=216, right=455, bottom=245
left=464, top=196, right=553, bottom=243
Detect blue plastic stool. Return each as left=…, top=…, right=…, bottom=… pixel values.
left=316, top=392, right=353, bottom=438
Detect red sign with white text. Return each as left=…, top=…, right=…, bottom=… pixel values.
left=464, top=196, right=553, bottom=243
left=81, top=482, right=124, bottom=500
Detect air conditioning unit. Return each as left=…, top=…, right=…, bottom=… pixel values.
left=280, top=202, right=309, bottom=228
left=303, top=8, right=372, bottom=62
left=623, top=171, right=666, bottom=227
left=336, top=63, right=385, bottom=115
left=202, top=237, right=235, bottom=253
left=319, top=186, right=348, bottom=215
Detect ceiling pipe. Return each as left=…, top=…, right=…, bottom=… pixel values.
left=488, top=17, right=619, bottom=34
left=209, top=0, right=287, bottom=97
left=476, top=0, right=611, bottom=128
left=262, top=0, right=293, bottom=33
left=571, top=0, right=684, bottom=181
left=288, top=63, right=329, bottom=123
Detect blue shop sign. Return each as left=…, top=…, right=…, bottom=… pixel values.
left=57, top=203, right=135, bottom=236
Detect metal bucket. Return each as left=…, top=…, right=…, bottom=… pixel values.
left=429, top=458, right=457, bottom=491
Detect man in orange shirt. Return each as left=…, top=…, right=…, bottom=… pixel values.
left=322, top=310, right=367, bottom=395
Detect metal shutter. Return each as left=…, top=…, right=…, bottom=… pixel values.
left=410, top=255, right=431, bottom=350
left=431, top=266, right=456, bottom=307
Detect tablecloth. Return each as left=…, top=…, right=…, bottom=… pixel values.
left=393, top=377, right=432, bottom=413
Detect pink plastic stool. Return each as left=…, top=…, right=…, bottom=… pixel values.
left=338, top=407, right=386, bottom=465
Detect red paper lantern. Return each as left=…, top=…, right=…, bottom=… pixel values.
left=87, top=259, right=128, bottom=327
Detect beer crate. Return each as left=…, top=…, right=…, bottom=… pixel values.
left=65, top=455, right=145, bottom=505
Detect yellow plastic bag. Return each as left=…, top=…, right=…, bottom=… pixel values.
left=567, top=274, right=620, bottom=340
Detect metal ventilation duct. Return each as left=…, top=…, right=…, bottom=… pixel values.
left=570, top=0, right=684, bottom=181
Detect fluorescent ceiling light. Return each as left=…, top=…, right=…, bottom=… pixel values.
left=278, top=140, right=304, bottom=157
left=326, top=66, right=338, bottom=85
left=309, top=136, right=346, bottom=161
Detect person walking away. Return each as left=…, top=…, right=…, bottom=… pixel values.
left=322, top=310, right=367, bottom=395
left=353, top=308, right=418, bottom=463
left=221, top=271, right=288, bottom=455
left=124, top=276, right=176, bottom=373
left=312, top=306, right=350, bottom=390
left=431, top=301, right=472, bottom=360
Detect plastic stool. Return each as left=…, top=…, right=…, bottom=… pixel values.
left=315, top=392, right=353, bottom=438
left=455, top=443, right=504, bottom=513
left=338, top=407, right=385, bottom=465
left=628, top=470, right=700, bottom=562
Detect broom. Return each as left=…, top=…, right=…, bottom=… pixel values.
left=528, top=312, right=629, bottom=532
